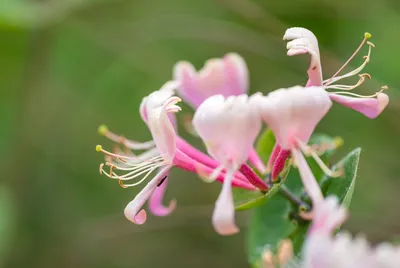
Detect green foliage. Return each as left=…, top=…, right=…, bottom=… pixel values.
left=321, top=148, right=361, bottom=208
left=243, top=133, right=361, bottom=266
left=0, top=185, right=15, bottom=267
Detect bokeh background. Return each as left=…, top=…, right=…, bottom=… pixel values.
left=1, top=0, right=399, bottom=267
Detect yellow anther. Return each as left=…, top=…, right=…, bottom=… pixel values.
left=98, top=124, right=108, bottom=136
left=96, top=145, right=103, bottom=152
left=364, top=32, right=372, bottom=39
left=333, top=137, right=344, bottom=148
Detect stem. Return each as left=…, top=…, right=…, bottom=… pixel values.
left=278, top=185, right=309, bottom=209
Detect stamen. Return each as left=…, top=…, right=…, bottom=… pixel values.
left=324, top=32, right=372, bottom=86
left=118, top=166, right=162, bottom=188
left=296, top=139, right=343, bottom=178
left=324, top=73, right=371, bottom=90
left=97, top=124, right=155, bottom=150
left=330, top=85, right=387, bottom=98
left=103, top=160, right=167, bottom=180
left=96, top=144, right=162, bottom=165
left=310, top=137, right=344, bottom=156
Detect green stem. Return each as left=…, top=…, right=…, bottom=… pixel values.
left=278, top=185, right=309, bottom=209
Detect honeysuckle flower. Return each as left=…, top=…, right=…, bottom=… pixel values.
left=193, top=94, right=267, bottom=235
left=257, top=86, right=340, bottom=204
left=302, top=196, right=400, bottom=268
left=96, top=84, right=255, bottom=225
left=263, top=196, right=400, bottom=268
left=174, top=54, right=266, bottom=174
left=283, top=27, right=389, bottom=119
left=173, top=53, right=248, bottom=108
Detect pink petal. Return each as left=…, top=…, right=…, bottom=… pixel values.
left=329, top=93, right=389, bottom=119
left=148, top=175, right=177, bottom=217
left=173, top=53, right=249, bottom=108
left=212, top=169, right=239, bottom=235
left=248, top=148, right=266, bottom=174
left=309, top=196, right=348, bottom=235
left=283, top=28, right=323, bottom=87
left=147, top=97, right=179, bottom=162
left=271, top=149, right=291, bottom=180
left=291, top=148, right=323, bottom=204
left=259, top=86, right=332, bottom=149
left=124, top=166, right=171, bottom=224
left=267, top=144, right=282, bottom=172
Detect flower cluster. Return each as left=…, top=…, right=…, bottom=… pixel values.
left=262, top=197, right=400, bottom=268
left=95, top=27, right=389, bottom=240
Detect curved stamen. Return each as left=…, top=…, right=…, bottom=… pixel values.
left=102, top=160, right=168, bottom=181
left=119, top=166, right=163, bottom=188
left=324, top=33, right=372, bottom=86
left=324, top=73, right=371, bottom=90
left=98, top=124, right=155, bottom=150
left=296, top=139, right=343, bottom=178
left=329, top=85, right=387, bottom=99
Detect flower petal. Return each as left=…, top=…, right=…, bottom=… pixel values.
left=124, top=166, right=171, bottom=224
left=212, top=168, right=239, bottom=235
left=329, top=93, right=389, bottom=119
left=193, top=94, right=261, bottom=167
left=291, top=148, right=323, bottom=204
left=147, top=97, right=181, bottom=162
left=148, top=173, right=177, bottom=217
left=173, top=53, right=249, bottom=108
left=283, top=27, right=323, bottom=87
left=258, top=86, right=332, bottom=149
left=310, top=196, right=348, bottom=235
left=248, top=148, right=266, bottom=174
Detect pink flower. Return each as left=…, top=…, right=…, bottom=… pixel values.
left=193, top=94, right=264, bottom=235
left=302, top=197, right=400, bottom=268
left=257, top=86, right=335, bottom=204
left=173, top=53, right=248, bottom=108
left=173, top=54, right=266, bottom=174
left=263, top=197, right=400, bottom=267
left=97, top=83, right=255, bottom=225
left=283, top=27, right=389, bottom=119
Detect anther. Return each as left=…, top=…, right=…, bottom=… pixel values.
left=98, top=124, right=108, bottom=136
left=99, top=163, right=104, bottom=174
left=364, top=32, right=372, bottom=39
left=119, top=180, right=128, bottom=188
left=96, top=145, right=102, bottom=152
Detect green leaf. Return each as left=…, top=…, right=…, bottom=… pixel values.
left=247, top=194, right=296, bottom=267
left=321, top=148, right=361, bottom=207
left=255, top=129, right=275, bottom=163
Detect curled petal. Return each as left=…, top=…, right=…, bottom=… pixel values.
left=147, top=97, right=181, bottom=162
left=139, top=81, right=179, bottom=123
left=212, top=169, right=239, bottom=235
left=173, top=53, right=249, bottom=108
left=283, top=27, right=323, bottom=87
left=124, top=166, right=171, bottom=224
left=329, top=92, right=389, bottom=119
left=148, top=175, right=177, bottom=217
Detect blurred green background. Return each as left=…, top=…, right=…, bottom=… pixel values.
left=1, top=0, right=399, bottom=267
